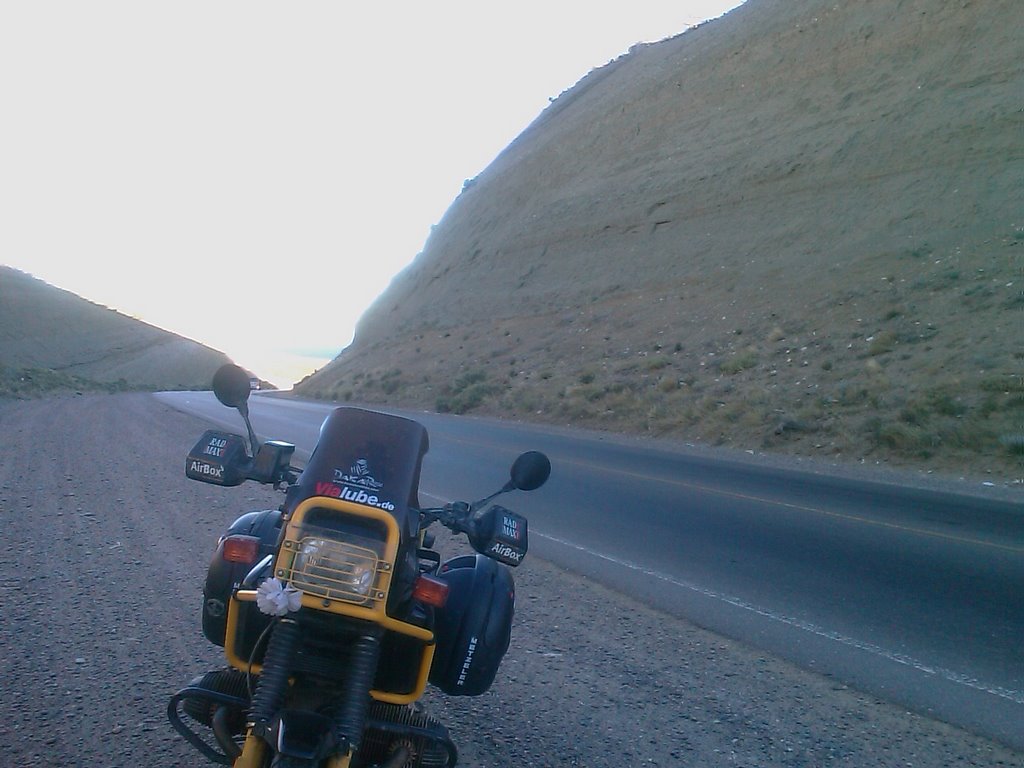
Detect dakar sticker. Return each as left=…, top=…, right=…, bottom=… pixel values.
left=333, top=459, right=384, bottom=492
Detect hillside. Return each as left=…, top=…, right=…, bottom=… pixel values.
left=0, top=267, right=231, bottom=394
left=296, top=0, right=1023, bottom=483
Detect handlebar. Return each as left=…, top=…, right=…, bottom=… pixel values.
left=417, top=501, right=472, bottom=533
left=186, top=427, right=535, bottom=567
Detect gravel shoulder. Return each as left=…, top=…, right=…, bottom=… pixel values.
left=0, top=393, right=1020, bottom=767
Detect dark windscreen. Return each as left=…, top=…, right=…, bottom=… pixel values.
left=292, top=407, right=429, bottom=526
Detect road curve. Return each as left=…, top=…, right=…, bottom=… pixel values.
left=157, top=391, right=1024, bottom=749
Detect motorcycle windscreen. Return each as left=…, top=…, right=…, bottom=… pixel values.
left=291, top=407, right=429, bottom=531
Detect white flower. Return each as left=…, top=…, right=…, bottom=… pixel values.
left=255, top=577, right=303, bottom=616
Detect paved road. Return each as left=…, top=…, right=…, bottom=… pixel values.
left=157, top=391, right=1024, bottom=749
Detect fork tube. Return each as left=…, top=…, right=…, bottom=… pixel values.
left=234, top=617, right=300, bottom=767
left=249, top=617, right=299, bottom=726
left=328, top=631, right=382, bottom=764
left=233, top=733, right=268, bottom=768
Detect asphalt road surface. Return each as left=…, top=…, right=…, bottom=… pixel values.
left=156, top=391, right=1024, bottom=752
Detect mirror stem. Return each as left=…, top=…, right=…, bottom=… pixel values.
left=238, top=403, right=260, bottom=459
left=469, top=481, right=515, bottom=513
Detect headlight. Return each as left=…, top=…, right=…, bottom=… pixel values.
left=281, top=527, right=388, bottom=606
left=296, top=537, right=374, bottom=596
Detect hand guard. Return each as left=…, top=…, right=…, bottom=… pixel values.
left=469, top=505, right=529, bottom=567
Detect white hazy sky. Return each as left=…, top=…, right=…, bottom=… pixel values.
left=2, top=1, right=744, bottom=388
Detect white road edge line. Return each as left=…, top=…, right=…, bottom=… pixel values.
left=537, top=531, right=1024, bottom=706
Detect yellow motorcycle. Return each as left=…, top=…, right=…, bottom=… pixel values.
left=168, top=365, right=550, bottom=767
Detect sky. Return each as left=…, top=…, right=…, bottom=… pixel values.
left=2, top=1, right=745, bottom=388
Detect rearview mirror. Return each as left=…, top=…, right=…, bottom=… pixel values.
left=212, top=364, right=253, bottom=409
left=509, top=451, right=551, bottom=492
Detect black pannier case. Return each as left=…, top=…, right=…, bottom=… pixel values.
left=429, top=554, right=515, bottom=696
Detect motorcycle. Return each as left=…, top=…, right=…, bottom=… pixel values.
left=168, top=364, right=551, bottom=768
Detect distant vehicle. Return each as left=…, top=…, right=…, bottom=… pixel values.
left=249, top=377, right=260, bottom=391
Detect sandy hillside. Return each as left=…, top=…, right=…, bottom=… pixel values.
left=296, top=0, right=1023, bottom=486
left=0, top=266, right=232, bottom=392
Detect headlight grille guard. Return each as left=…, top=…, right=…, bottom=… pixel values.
left=230, top=499, right=434, bottom=645
left=279, top=525, right=389, bottom=608
left=271, top=497, right=402, bottom=619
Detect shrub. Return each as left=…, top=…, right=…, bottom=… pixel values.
left=719, top=350, right=758, bottom=375
left=436, top=369, right=499, bottom=414
left=870, top=420, right=925, bottom=452
left=929, top=391, right=966, bottom=417
left=979, top=374, right=1023, bottom=393
left=868, top=331, right=898, bottom=356
left=1000, top=434, right=1024, bottom=456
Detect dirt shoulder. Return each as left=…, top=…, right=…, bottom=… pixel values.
left=0, top=394, right=1019, bottom=766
